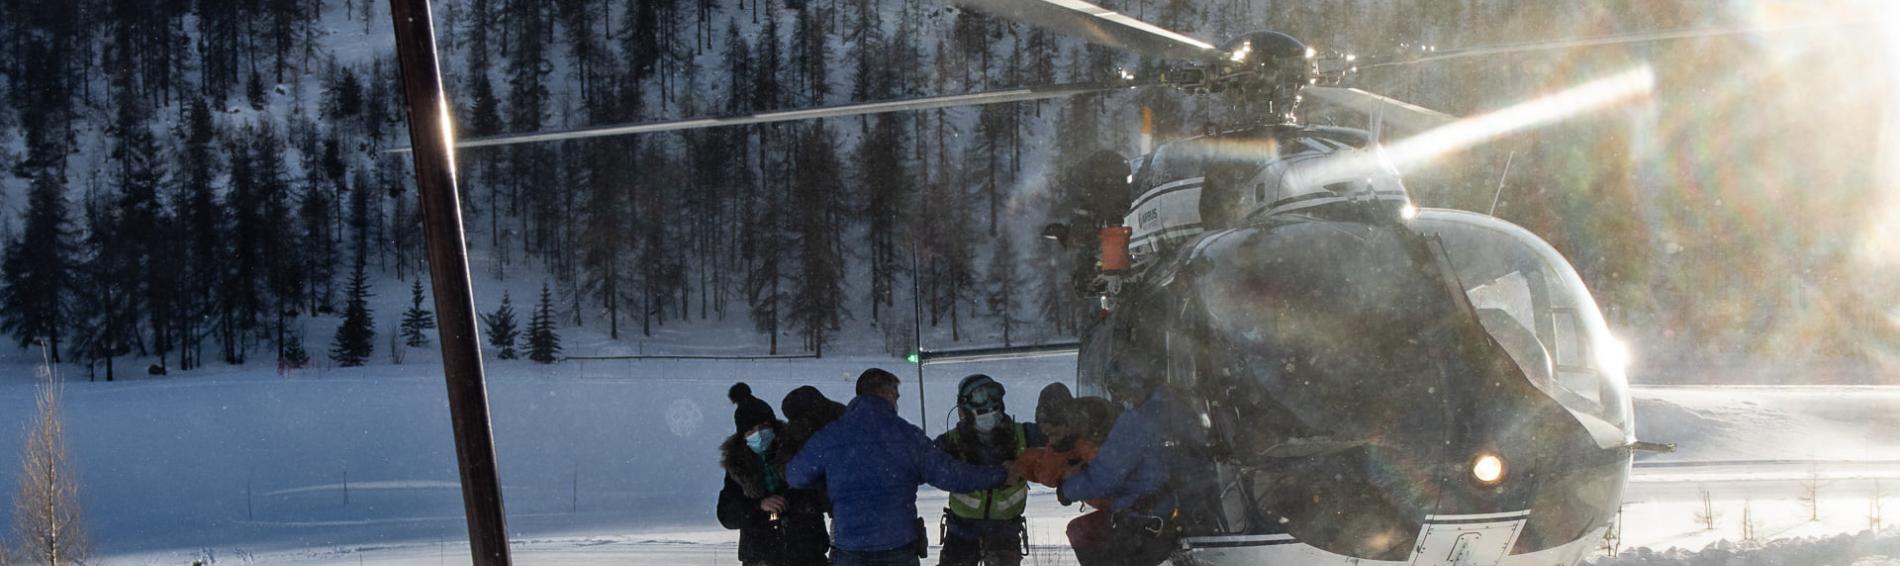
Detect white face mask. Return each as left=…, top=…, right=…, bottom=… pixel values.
left=746, top=428, right=775, bottom=454
left=972, top=411, right=1002, bottom=432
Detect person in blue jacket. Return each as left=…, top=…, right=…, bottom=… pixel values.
left=1057, top=360, right=1180, bottom=566
left=787, top=368, right=1015, bottom=566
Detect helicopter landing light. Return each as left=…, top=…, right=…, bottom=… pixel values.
left=1472, top=453, right=1506, bottom=485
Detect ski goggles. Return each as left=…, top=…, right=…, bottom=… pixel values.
left=960, top=382, right=1005, bottom=414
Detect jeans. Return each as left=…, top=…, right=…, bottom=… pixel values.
left=832, top=544, right=920, bottom=566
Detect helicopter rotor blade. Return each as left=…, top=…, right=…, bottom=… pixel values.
left=389, top=80, right=1140, bottom=152
left=1304, top=86, right=1456, bottom=133
left=1358, top=22, right=1845, bottom=70
left=947, top=0, right=1218, bottom=62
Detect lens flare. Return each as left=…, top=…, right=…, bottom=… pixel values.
left=1291, top=67, right=1656, bottom=187
left=1382, top=66, right=1656, bottom=171
left=1858, top=5, right=1900, bottom=268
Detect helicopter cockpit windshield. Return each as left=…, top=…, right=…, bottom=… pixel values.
left=1412, top=209, right=1635, bottom=449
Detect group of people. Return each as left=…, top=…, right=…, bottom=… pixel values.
left=717, top=368, right=1184, bottom=566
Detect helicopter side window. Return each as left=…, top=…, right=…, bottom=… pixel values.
left=1551, top=310, right=1601, bottom=406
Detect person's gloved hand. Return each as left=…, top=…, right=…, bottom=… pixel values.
left=1056, top=482, right=1074, bottom=507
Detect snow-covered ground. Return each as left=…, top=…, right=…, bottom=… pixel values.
left=5, top=357, right=1900, bottom=565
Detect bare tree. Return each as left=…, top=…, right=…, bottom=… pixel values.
left=1693, top=486, right=1717, bottom=530
left=1798, top=463, right=1825, bottom=522
left=1598, top=502, right=1624, bottom=557
left=1741, top=499, right=1759, bottom=542
left=1872, top=479, right=1886, bottom=532
left=12, top=348, right=90, bottom=566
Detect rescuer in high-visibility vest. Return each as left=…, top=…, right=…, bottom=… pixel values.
left=934, top=375, right=1049, bottom=566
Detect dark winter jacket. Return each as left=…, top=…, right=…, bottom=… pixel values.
left=1059, top=389, right=1175, bottom=515
left=717, top=422, right=831, bottom=566
left=786, top=395, right=1008, bottom=552
left=780, top=387, right=846, bottom=462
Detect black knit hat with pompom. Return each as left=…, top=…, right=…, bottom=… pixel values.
left=729, top=382, right=778, bottom=434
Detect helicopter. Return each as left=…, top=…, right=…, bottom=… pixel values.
left=388, top=1, right=1719, bottom=564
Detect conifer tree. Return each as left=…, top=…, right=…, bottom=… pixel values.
left=329, top=261, right=375, bottom=367
left=400, top=279, right=436, bottom=347
left=322, top=67, right=363, bottom=122
left=174, top=97, right=224, bottom=371
left=1, top=171, right=75, bottom=362
left=364, top=58, right=394, bottom=141
left=74, top=191, right=136, bottom=381
left=482, top=291, right=519, bottom=360
left=986, top=229, right=1025, bottom=347
left=579, top=98, right=631, bottom=339
left=1032, top=232, right=1077, bottom=337
left=527, top=282, right=561, bottom=363
left=929, top=178, right=978, bottom=342
left=247, top=69, right=267, bottom=110
left=974, top=102, right=1017, bottom=234
left=788, top=125, right=846, bottom=356
left=299, top=177, right=338, bottom=314
left=256, top=123, right=304, bottom=362
left=630, top=136, right=686, bottom=336
left=789, top=4, right=830, bottom=106
left=859, top=115, right=908, bottom=323
left=504, top=0, right=550, bottom=255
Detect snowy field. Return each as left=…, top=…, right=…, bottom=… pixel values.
left=3, top=358, right=1900, bottom=565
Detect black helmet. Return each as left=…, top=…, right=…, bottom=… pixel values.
left=1216, top=31, right=1315, bottom=124
left=957, top=374, right=1006, bottom=416
left=1104, top=353, right=1163, bottom=405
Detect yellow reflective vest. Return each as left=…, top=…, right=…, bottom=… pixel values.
left=945, top=424, right=1029, bottom=520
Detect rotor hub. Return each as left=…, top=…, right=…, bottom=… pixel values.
left=1210, top=31, right=1317, bottom=124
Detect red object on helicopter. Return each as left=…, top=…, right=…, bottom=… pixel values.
left=1099, top=226, right=1133, bottom=272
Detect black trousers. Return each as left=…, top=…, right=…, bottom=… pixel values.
left=939, top=517, right=1024, bottom=566
left=1069, top=511, right=1174, bottom=566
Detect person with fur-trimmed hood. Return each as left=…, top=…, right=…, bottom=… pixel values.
left=718, top=382, right=831, bottom=566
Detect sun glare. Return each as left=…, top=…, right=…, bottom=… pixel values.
left=1858, top=4, right=1900, bottom=268
left=1382, top=66, right=1656, bottom=171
